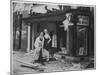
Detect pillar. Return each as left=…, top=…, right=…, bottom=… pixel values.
left=52, top=34, right=57, bottom=48
left=67, top=28, right=69, bottom=53
left=27, top=24, right=31, bottom=53
left=32, top=24, right=34, bottom=50
left=18, top=14, right=22, bottom=49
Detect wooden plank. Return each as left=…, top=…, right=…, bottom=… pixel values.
left=15, top=58, right=41, bottom=67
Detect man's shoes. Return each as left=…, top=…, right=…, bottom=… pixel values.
left=33, top=60, right=39, bottom=64
left=41, top=62, right=45, bottom=65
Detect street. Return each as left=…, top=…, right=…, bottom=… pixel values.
left=12, top=50, right=92, bottom=74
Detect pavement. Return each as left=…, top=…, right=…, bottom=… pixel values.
left=12, top=50, right=93, bottom=74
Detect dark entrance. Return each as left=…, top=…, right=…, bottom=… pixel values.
left=76, top=26, right=89, bottom=56
left=56, top=22, right=67, bottom=48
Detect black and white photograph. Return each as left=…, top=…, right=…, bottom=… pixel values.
left=11, top=0, right=95, bottom=74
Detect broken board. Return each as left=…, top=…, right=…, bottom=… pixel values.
left=15, top=58, right=41, bottom=67
left=15, top=58, right=45, bottom=72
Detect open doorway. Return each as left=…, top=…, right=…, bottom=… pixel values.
left=56, top=22, right=67, bottom=49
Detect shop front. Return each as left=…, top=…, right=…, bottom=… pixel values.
left=21, top=7, right=94, bottom=57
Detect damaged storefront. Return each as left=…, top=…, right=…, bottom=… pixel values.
left=13, top=5, right=94, bottom=58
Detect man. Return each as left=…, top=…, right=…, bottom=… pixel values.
left=33, top=32, right=45, bottom=65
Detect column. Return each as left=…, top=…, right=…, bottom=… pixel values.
left=18, top=14, right=22, bottom=49
left=52, top=34, right=57, bottom=48
left=67, top=28, right=69, bottom=54
left=27, top=24, right=31, bottom=53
